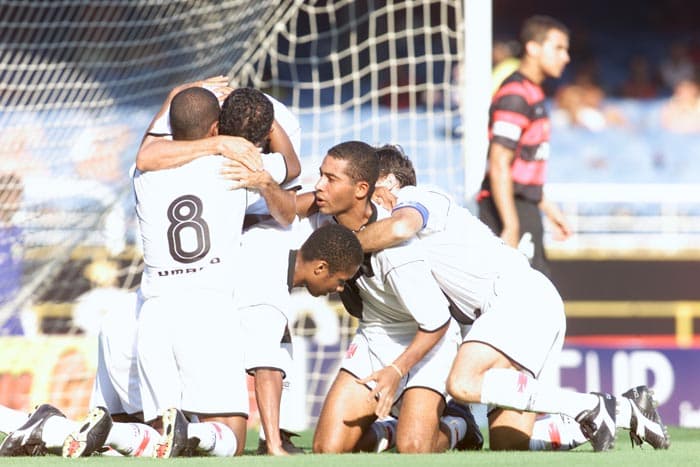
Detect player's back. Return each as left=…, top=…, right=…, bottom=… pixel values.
left=396, top=185, right=530, bottom=316
left=134, top=155, right=252, bottom=299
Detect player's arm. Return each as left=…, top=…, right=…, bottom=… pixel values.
left=295, top=191, right=319, bottom=218
left=268, top=119, right=301, bottom=183
left=356, top=206, right=424, bottom=252
left=539, top=196, right=572, bottom=241
left=227, top=163, right=296, bottom=226
left=488, top=141, right=519, bottom=248
left=359, top=259, right=452, bottom=418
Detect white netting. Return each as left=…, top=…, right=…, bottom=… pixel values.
left=0, top=0, right=465, bottom=427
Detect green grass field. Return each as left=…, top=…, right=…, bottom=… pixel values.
left=1, top=426, right=699, bottom=466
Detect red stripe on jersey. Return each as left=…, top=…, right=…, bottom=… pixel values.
left=494, top=79, right=545, bottom=105
left=520, top=118, right=550, bottom=146
left=492, top=109, right=530, bottom=129
left=511, top=158, right=546, bottom=186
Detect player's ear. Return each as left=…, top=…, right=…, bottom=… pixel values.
left=354, top=180, right=370, bottom=199
left=209, top=120, right=219, bottom=137
left=313, top=260, right=329, bottom=276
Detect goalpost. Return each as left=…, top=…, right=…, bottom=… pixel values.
left=0, top=0, right=481, bottom=427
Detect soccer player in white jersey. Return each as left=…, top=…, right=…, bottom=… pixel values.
left=356, top=144, right=670, bottom=452
left=135, top=82, right=307, bottom=455
left=293, top=141, right=481, bottom=454
left=134, top=86, right=294, bottom=458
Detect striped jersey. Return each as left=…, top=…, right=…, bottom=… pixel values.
left=481, top=71, right=551, bottom=203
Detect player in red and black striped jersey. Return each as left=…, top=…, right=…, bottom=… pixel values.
left=478, top=15, right=572, bottom=277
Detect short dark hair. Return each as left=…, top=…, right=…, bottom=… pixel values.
left=300, top=224, right=363, bottom=274
left=520, top=15, right=569, bottom=47
left=169, top=87, right=220, bottom=140
left=219, top=88, right=274, bottom=147
left=326, top=140, right=379, bottom=198
left=375, top=144, right=416, bottom=187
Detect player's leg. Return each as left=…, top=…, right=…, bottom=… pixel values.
left=241, top=304, right=292, bottom=455
left=395, top=387, right=446, bottom=453
left=0, top=404, right=28, bottom=434
left=312, top=369, right=378, bottom=453
left=0, top=404, right=80, bottom=456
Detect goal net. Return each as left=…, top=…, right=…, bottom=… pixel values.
left=0, top=0, right=465, bottom=428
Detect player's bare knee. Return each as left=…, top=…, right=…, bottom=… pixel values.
left=446, top=373, right=479, bottom=403
left=395, top=434, right=431, bottom=454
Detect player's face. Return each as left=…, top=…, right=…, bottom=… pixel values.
left=314, top=156, right=358, bottom=215
left=306, top=265, right=358, bottom=297
left=538, top=29, right=570, bottom=78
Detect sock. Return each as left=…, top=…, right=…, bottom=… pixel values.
left=370, top=418, right=397, bottom=453
left=0, top=406, right=28, bottom=433
left=187, top=421, right=236, bottom=457
left=480, top=368, right=600, bottom=419
left=106, top=422, right=159, bottom=457
left=41, top=416, right=80, bottom=449
left=616, top=398, right=632, bottom=430
left=440, top=415, right=467, bottom=449
left=529, top=413, right=588, bottom=450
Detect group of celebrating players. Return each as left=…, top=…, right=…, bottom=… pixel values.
left=0, top=70, right=670, bottom=457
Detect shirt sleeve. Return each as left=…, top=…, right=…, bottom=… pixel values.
left=381, top=246, right=451, bottom=332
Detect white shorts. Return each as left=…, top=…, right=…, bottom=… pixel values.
left=136, top=292, right=248, bottom=422
left=90, top=292, right=142, bottom=416
left=464, top=269, right=566, bottom=378
left=341, top=320, right=460, bottom=405
left=240, top=304, right=292, bottom=377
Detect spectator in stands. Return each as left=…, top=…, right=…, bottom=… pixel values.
left=551, top=82, right=627, bottom=132
left=659, top=41, right=696, bottom=93
left=660, top=77, right=700, bottom=134
left=492, top=38, right=521, bottom=95
left=620, top=55, right=660, bottom=99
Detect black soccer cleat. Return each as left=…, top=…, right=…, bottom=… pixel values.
left=443, top=399, right=484, bottom=451
left=153, top=408, right=197, bottom=458
left=622, top=385, right=670, bottom=450
left=0, top=404, right=65, bottom=456
left=62, top=406, right=113, bottom=457
left=576, top=392, right=616, bottom=452
left=256, top=429, right=305, bottom=454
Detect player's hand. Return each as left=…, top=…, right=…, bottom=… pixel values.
left=221, top=160, right=272, bottom=190
left=372, top=186, right=397, bottom=210
left=500, top=226, right=520, bottom=248
left=356, top=367, right=402, bottom=419
left=216, top=137, right=263, bottom=171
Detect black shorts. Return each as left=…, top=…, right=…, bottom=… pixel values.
left=478, top=196, right=550, bottom=278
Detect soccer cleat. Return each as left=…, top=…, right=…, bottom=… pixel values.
left=153, top=408, right=197, bottom=458
left=256, top=429, right=305, bottom=455
left=62, top=406, right=113, bottom=457
left=443, top=399, right=484, bottom=451
left=622, top=385, right=670, bottom=450
left=575, top=392, right=616, bottom=452
left=0, top=404, right=65, bottom=456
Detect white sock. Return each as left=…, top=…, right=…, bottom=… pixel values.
left=0, top=406, right=28, bottom=433
left=370, top=418, right=397, bottom=452
left=187, top=421, right=236, bottom=457
left=440, top=415, right=467, bottom=449
left=529, top=413, right=588, bottom=450
left=481, top=368, right=600, bottom=419
left=106, top=422, right=159, bottom=457
left=616, top=398, right=632, bottom=430
left=41, top=416, right=80, bottom=449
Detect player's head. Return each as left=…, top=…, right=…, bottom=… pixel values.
left=314, top=140, right=379, bottom=215
left=169, top=87, right=220, bottom=140
left=219, top=87, right=274, bottom=148
left=297, top=224, right=363, bottom=296
left=375, top=144, right=417, bottom=190
left=520, top=15, right=570, bottom=79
